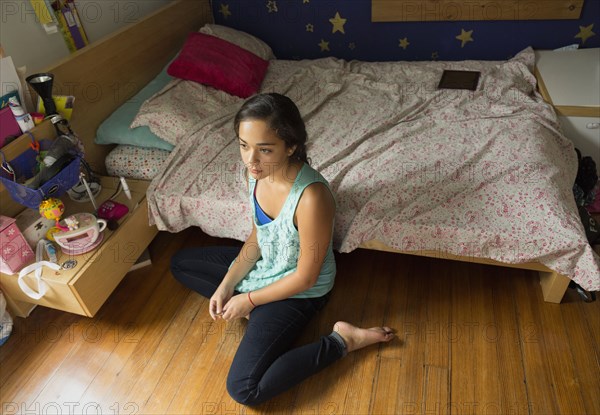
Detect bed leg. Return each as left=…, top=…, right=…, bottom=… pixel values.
left=538, top=270, right=570, bottom=303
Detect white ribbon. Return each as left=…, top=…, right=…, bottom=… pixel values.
left=17, top=240, right=60, bottom=300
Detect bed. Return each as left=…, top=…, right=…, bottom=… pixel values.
left=44, top=0, right=598, bottom=303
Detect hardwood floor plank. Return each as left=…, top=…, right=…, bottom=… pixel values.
left=379, top=254, right=412, bottom=361
left=374, top=255, right=424, bottom=414
left=476, top=268, right=505, bottom=413
left=514, top=271, right=560, bottom=414
left=422, top=259, right=451, bottom=369
left=532, top=279, right=587, bottom=414
left=560, top=297, right=600, bottom=415
left=488, top=268, right=529, bottom=415
left=188, top=318, right=245, bottom=414
left=372, top=357, right=402, bottom=415
left=450, top=264, right=503, bottom=414
left=420, top=259, right=452, bottom=414
left=139, top=296, right=212, bottom=414
left=165, top=313, right=239, bottom=413
left=422, top=365, right=449, bottom=415
left=124, top=292, right=204, bottom=410
left=577, top=290, right=600, bottom=349
left=341, top=250, right=395, bottom=415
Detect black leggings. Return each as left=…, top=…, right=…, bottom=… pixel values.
left=170, top=246, right=346, bottom=406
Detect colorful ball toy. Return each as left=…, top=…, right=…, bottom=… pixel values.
left=39, top=198, right=68, bottom=231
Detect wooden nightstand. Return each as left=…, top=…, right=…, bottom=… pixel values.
left=534, top=48, right=600, bottom=160
left=0, top=122, right=158, bottom=317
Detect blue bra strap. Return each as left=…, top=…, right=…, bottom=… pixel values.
left=254, top=185, right=273, bottom=225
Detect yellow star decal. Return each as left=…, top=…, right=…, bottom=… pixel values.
left=399, top=37, right=410, bottom=50
left=349, top=42, right=356, bottom=50
left=329, top=12, right=347, bottom=34
left=431, top=51, right=439, bottom=60
left=575, top=24, right=596, bottom=44
left=219, top=3, right=231, bottom=19
left=456, top=29, right=474, bottom=48
left=306, top=23, right=314, bottom=32
left=267, top=0, right=278, bottom=13
left=318, top=39, right=330, bottom=52
left=303, top=0, right=310, bottom=3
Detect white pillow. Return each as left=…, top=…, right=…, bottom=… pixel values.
left=199, top=24, right=275, bottom=61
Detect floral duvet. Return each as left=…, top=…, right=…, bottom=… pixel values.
left=140, top=48, right=599, bottom=291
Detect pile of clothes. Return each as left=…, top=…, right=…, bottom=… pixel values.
left=574, top=148, right=599, bottom=245
left=572, top=148, right=599, bottom=301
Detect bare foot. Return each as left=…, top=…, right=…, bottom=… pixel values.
left=334, top=321, right=395, bottom=353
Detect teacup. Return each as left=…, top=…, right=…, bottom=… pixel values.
left=53, top=212, right=107, bottom=254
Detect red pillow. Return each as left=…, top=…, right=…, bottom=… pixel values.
left=167, top=32, right=270, bottom=98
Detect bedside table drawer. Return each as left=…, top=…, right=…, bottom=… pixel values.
left=0, top=177, right=158, bottom=317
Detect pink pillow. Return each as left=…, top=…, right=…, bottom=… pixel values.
left=167, top=32, right=269, bottom=98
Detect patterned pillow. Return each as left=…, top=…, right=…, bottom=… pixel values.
left=106, top=145, right=170, bottom=180
left=167, top=32, right=270, bottom=98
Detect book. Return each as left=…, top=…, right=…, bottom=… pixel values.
left=128, top=249, right=152, bottom=272
left=438, top=70, right=481, bottom=91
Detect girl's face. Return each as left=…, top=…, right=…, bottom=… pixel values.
left=238, top=119, right=296, bottom=180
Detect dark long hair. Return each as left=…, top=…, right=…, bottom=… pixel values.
left=234, top=93, right=309, bottom=164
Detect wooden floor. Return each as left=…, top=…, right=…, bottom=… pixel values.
left=1, top=229, right=599, bottom=415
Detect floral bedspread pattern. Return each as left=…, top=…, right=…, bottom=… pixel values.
left=142, top=48, right=600, bottom=291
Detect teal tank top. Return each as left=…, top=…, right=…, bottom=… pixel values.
left=234, top=163, right=336, bottom=298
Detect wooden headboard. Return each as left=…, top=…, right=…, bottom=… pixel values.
left=36, top=0, right=213, bottom=174
left=372, top=0, right=584, bottom=22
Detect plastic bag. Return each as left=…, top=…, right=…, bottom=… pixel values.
left=0, top=291, right=13, bottom=346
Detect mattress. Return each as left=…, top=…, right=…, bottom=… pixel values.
left=133, top=48, right=599, bottom=291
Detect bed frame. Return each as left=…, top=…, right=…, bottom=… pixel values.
left=35, top=0, right=571, bottom=303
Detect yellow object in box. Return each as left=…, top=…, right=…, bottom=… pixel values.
left=37, top=95, right=74, bottom=121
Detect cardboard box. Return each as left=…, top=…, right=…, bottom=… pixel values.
left=14, top=208, right=54, bottom=247
left=0, top=215, right=34, bottom=275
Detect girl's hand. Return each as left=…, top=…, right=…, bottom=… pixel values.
left=209, top=284, right=234, bottom=320
left=222, top=293, right=255, bottom=321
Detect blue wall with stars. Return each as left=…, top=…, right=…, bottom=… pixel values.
left=213, top=0, right=600, bottom=61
